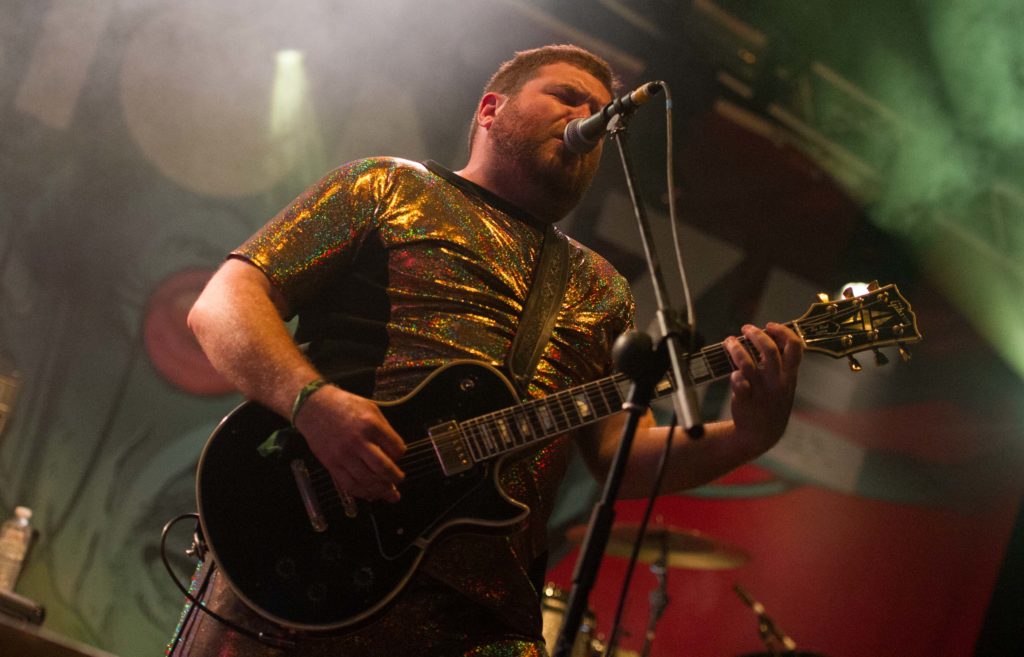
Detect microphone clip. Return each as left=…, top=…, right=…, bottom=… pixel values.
left=563, top=81, right=663, bottom=154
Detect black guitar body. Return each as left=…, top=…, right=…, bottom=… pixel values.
left=196, top=361, right=527, bottom=631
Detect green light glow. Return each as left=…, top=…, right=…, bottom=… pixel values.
left=925, top=212, right=1024, bottom=378
left=725, top=2, right=1024, bottom=378
left=823, top=3, right=1024, bottom=378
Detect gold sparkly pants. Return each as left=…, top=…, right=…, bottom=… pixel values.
left=167, top=560, right=547, bottom=657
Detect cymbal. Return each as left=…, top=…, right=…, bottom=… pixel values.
left=564, top=522, right=749, bottom=570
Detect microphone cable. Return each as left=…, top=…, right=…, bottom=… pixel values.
left=660, top=81, right=699, bottom=354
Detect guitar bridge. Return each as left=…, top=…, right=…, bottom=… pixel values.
left=428, top=421, right=473, bottom=476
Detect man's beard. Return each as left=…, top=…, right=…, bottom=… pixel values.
left=489, top=98, right=600, bottom=217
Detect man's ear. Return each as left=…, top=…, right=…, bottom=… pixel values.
left=475, top=92, right=507, bottom=131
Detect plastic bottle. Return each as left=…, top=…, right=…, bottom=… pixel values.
left=0, top=506, right=34, bottom=591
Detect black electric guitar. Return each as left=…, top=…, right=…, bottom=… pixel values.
left=195, top=283, right=920, bottom=631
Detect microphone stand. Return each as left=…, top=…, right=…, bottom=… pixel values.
left=553, top=113, right=703, bottom=657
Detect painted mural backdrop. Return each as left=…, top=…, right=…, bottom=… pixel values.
left=1, top=2, right=1021, bottom=656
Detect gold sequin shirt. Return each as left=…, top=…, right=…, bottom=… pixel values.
left=233, top=157, right=634, bottom=637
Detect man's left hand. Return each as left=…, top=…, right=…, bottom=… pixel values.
left=722, top=322, right=804, bottom=456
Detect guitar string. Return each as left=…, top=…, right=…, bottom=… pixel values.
left=305, top=305, right=885, bottom=494
left=305, top=298, right=906, bottom=510
left=306, top=324, right=727, bottom=492
left=304, top=297, right=897, bottom=494
left=303, top=373, right=631, bottom=494
left=306, top=300, right=892, bottom=493
left=306, top=375, right=629, bottom=491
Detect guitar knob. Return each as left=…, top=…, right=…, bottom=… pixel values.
left=353, top=567, right=375, bottom=589
left=275, top=557, right=297, bottom=580
left=847, top=355, right=863, bottom=372
left=306, top=582, right=327, bottom=602
left=898, top=343, right=912, bottom=362
left=872, top=348, right=889, bottom=366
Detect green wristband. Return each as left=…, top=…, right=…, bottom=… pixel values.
left=291, top=378, right=328, bottom=425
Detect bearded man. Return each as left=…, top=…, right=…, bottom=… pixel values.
left=169, top=44, right=803, bottom=657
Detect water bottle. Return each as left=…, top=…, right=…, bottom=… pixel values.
left=0, top=506, right=34, bottom=591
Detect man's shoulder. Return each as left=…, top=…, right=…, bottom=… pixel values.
left=565, top=235, right=633, bottom=298
left=566, top=235, right=624, bottom=278
left=560, top=236, right=635, bottom=327
left=328, top=157, right=448, bottom=199
left=338, top=156, right=432, bottom=180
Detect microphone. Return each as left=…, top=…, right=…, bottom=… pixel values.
left=563, top=81, right=663, bottom=154
left=734, top=584, right=798, bottom=653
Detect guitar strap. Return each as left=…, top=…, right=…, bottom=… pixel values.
left=505, top=222, right=570, bottom=398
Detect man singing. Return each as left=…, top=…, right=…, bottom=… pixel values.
left=169, top=44, right=803, bottom=656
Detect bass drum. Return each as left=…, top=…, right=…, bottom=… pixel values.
left=541, top=584, right=600, bottom=657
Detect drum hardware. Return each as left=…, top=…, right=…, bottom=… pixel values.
left=564, top=523, right=749, bottom=656
left=734, top=584, right=808, bottom=657
left=637, top=540, right=668, bottom=657
left=541, top=584, right=601, bottom=657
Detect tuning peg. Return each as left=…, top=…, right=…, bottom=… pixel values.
left=898, top=343, right=912, bottom=362
left=872, top=347, right=889, bottom=366
left=847, top=355, right=863, bottom=372
left=868, top=280, right=880, bottom=291
left=817, top=292, right=830, bottom=303
left=842, top=287, right=855, bottom=299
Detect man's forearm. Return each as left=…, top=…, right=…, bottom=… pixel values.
left=187, top=259, right=320, bottom=419
left=618, top=420, right=764, bottom=498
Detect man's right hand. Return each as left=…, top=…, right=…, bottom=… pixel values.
left=293, top=385, right=407, bottom=503
left=188, top=259, right=406, bottom=502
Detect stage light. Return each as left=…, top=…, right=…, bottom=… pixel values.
left=276, top=49, right=303, bottom=67
left=271, top=48, right=308, bottom=137
left=270, top=47, right=325, bottom=184
left=838, top=282, right=871, bottom=299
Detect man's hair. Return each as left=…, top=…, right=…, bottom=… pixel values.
left=467, top=44, right=619, bottom=153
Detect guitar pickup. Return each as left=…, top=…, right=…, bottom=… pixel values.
left=428, top=421, right=473, bottom=476
left=291, top=459, right=328, bottom=532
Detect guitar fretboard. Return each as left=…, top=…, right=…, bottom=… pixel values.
left=457, top=339, right=742, bottom=463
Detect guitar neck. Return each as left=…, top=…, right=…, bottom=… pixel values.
left=452, top=281, right=921, bottom=464
left=457, top=336, right=746, bottom=464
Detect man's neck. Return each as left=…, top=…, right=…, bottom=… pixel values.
left=427, top=162, right=545, bottom=230
left=453, top=163, right=519, bottom=209
left=454, top=162, right=561, bottom=225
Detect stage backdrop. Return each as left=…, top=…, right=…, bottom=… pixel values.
left=1, top=2, right=1021, bottom=656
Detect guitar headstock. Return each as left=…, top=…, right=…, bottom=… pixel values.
left=792, top=281, right=922, bottom=370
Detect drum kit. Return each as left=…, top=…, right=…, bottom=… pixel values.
left=542, top=522, right=825, bottom=657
